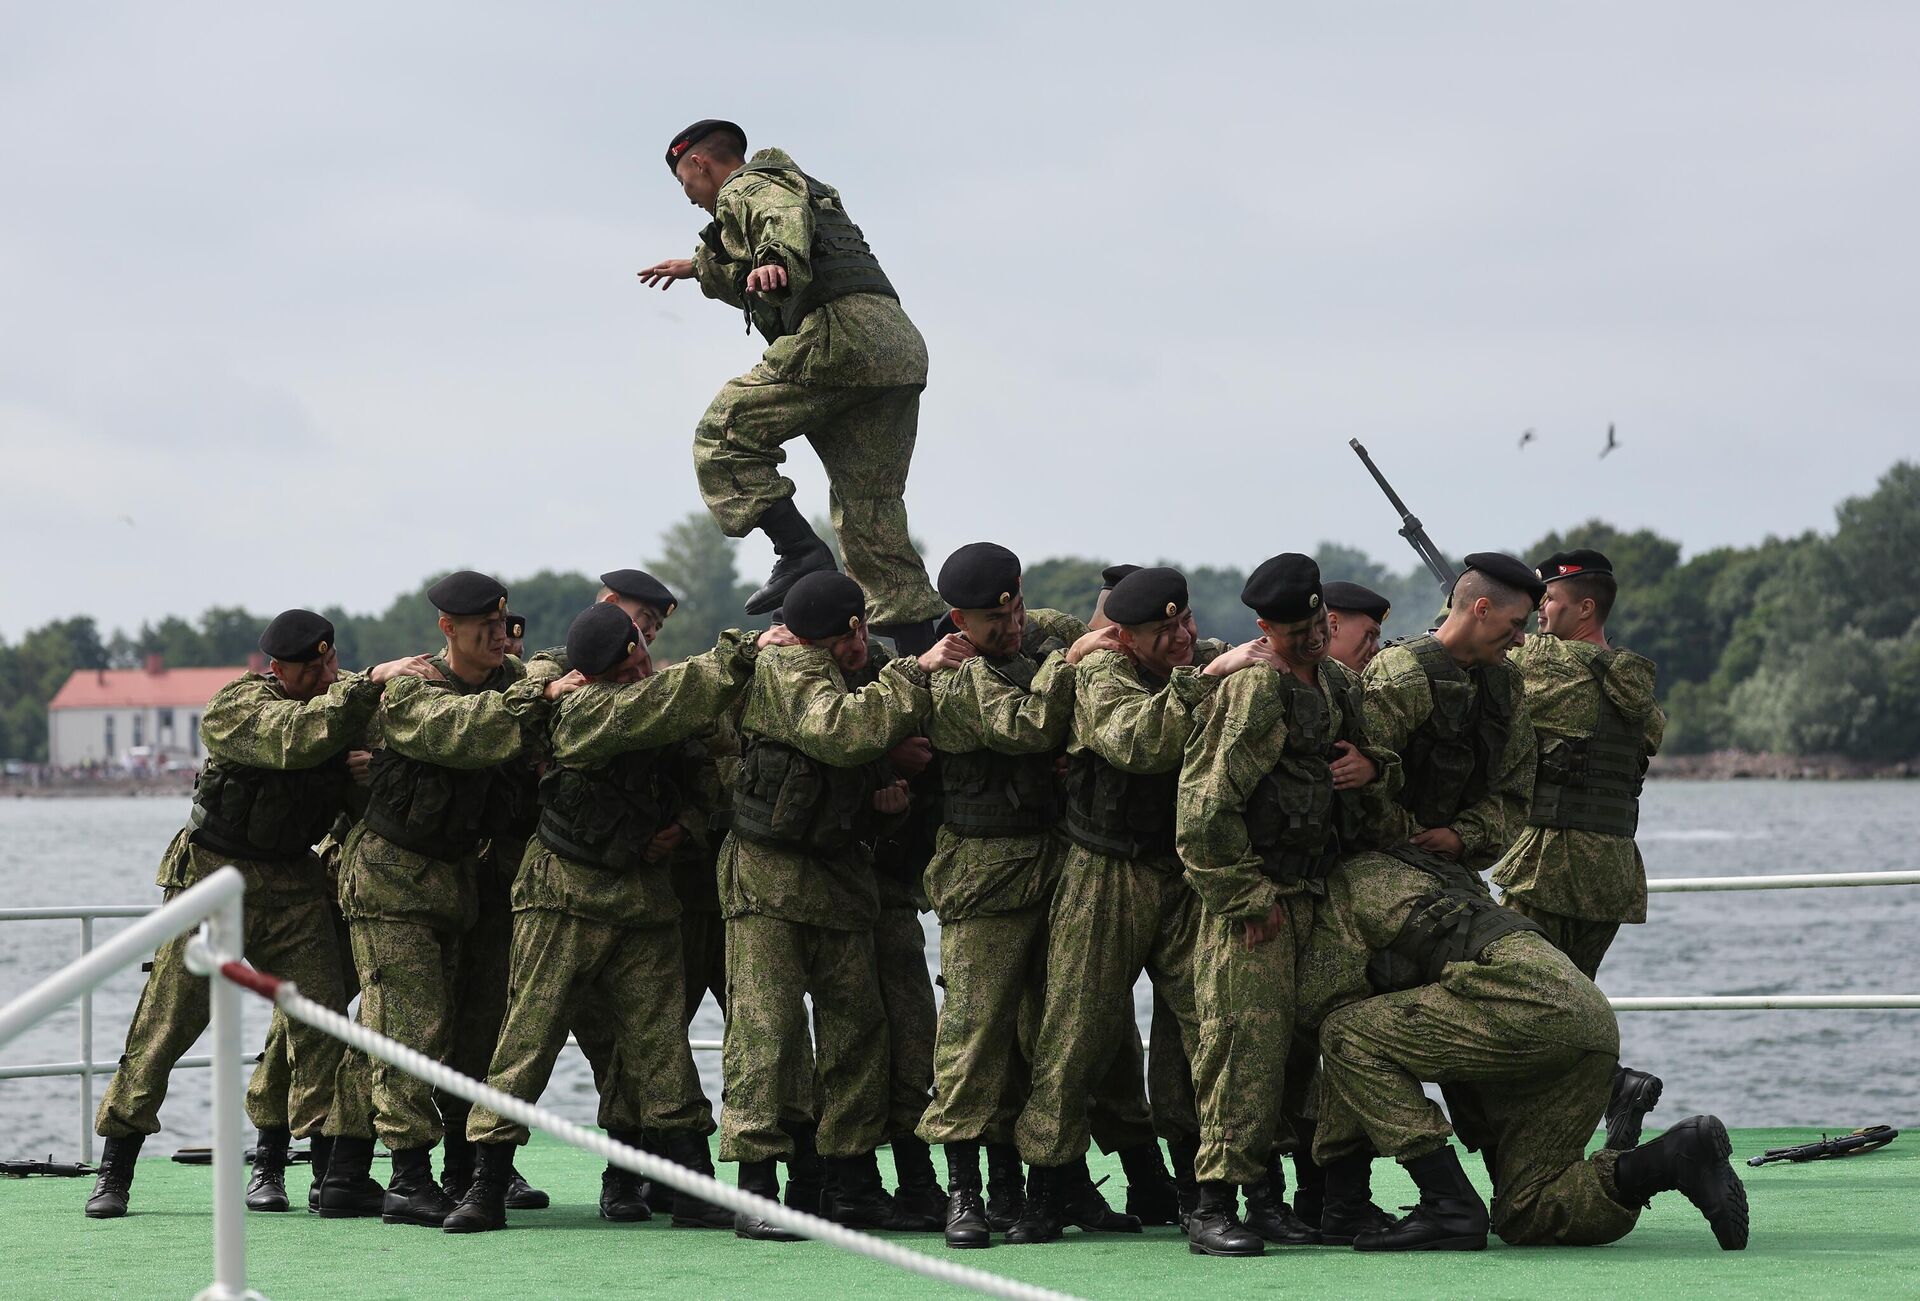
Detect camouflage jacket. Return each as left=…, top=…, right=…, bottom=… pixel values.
left=718, top=642, right=932, bottom=930
left=1360, top=640, right=1535, bottom=870
left=511, top=631, right=759, bottom=927
left=1491, top=635, right=1666, bottom=923
left=691, top=147, right=927, bottom=389
left=1177, top=660, right=1401, bottom=922
left=923, top=609, right=1086, bottom=920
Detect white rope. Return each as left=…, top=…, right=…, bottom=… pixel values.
left=254, top=975, right=1080, bottom=1301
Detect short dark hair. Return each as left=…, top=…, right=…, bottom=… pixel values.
left=1453, top=569, right=1535, bottom=613
left=1557, top=571, right=1617, bottom=623
left=690, top=126, right=745, bottom=164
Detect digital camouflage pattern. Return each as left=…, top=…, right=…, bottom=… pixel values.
left=1494, top=634, right=1666, bottom=946
left=691, top=148, right=942, bottom=627
left=1301, top=851, right=1637, bottom=1246
left=875, top=900, right=938, bottom=1140
left=1361, top=640, right=1534, bottom=869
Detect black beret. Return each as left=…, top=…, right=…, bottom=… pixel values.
left=1535, top=548, right=1614, bottom=583
left=503, top=612, right=526, bottom=640
left=784, top=571, right=867, bottom=640
left=566, top=604, right=641, bottom=678
left=1322, top=580, right=1391, bottom=623
left=1105, top=567, right=1188, bottom=627
left=938, top=542, right=1022, bottom=610
left=1242, top=554, right=1324, bottom=623
left=1461, top=552, right=1547, bottom=606
left=259, top=609, right=335, bottom=663
left=599, top=569, right=678, bottom=616
left=666, top=118, right=745, bottom=172
left=427, top=570, right=509, bottom=617
left=1100, top=563, right=1142, bottom=591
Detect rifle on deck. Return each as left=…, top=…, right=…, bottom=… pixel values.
left=1348, top=439, right=1460, bottom=595
left=1746, top=1126, right=1898, bottom=1167
left=1, top=1155, right=95, bottom=1178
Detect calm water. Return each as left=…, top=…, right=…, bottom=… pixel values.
left=1, top=782, right=1916, bottom=1158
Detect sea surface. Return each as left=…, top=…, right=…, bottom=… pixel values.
left=1, top=781, right=1915, bottom=1159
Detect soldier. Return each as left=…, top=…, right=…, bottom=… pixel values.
left=503, top=612, right=527, bottom=658
left=718, top=571, right=971, bottom=1239
left=1322, top=581, right=1391, bottom=674
left=442, top=605, right=767, bottom=1232
left=86, top=611, right=433, bottom=1218
left=639, top=120, right=945, bottom=654
left=1297, top=849, right=1748, bottom=1252
left=1175, top=555, right=1400, bottom=1257
left=317, top=572, right=579, bottom=1227
left=1494, top=548, right=1668, bottom=1148
left=1011, top=567, right=1276, bottom=1246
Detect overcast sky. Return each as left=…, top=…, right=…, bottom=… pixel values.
left=3, top=3, right=1916, bottom=639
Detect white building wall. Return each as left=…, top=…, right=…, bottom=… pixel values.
left=49, top=707, right=205, bottom=769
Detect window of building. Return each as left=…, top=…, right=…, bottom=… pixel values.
left=132, top=713, right=144, bottom=747
left=159, top=708, right=174, bottom=732
left=189, top=715, right=200, bottom=757
left=105, top=715, right=115, bottom=756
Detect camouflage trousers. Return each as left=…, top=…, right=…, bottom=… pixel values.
left=1191, top=895, right=1316, bottom=1184
left=876, top=903, right=937, bottom=1140
left=468, top=909, right=712, bottom=1145
left=720, top=914, right=887, bottom=1163
left=1504, top=896, right=1621, bottom=981
left=1314, top=978, right=1640, bottom=1246
left=247, top=899, right=355, bottom=1134
left=325, top=918, right=462, bottom=1149
left=437, top=864, right=513, bottom=1138
left=1015, top=854, right=1203, bottom=1167
left=694, top=371, right=944, bottom=626
left=97, top=887, right=348, bottom=1140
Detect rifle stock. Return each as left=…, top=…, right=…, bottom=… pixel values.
left=1348, top=439, right=1459, bottom=594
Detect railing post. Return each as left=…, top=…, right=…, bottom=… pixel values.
left=80, top=915, right=95, bottom=1166
left=202, top=896, right=248, bottom=1300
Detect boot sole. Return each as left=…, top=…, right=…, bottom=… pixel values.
left=442, top=1219, right=505, bottom=1234
left=315, top=1205, right=385, bottom=1219
left=381, top=1211, right=453, bottom=1227
left=1188, top=1241, right=1265, bottom=1257
left=245, top=1201, right=292, bottom=1213
left=83, top=1206, right=128, bottom=1220
left=1354, top=1235, right=1487, bottom=1252
left=945, top=1236, right=992, bottom=1249
left=1606, top=1074, right=1665, bottom=1151
left=1680, top=1117, right=1750, bottom=1251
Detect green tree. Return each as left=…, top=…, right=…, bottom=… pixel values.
left=650, top=513, right=754, bottom=662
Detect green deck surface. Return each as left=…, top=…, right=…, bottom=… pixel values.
left=5, top=1128, right=1912, bottom=1299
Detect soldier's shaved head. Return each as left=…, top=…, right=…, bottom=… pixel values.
left=1451, top=569, right=1535, bottom=615
left=1439, top=571, right=1534, bottom=666
left=686, top=124, right=745, bottom=165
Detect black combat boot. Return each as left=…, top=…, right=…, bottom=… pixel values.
left=984, top=1142, right=1026, bottom=1232
left=1167, top=1135, right=1201, bottom=1232
left=1187, top=1181, right=1265, bottom=1257
left=888, top=1135, right=946, bottom=1230
left=827, top=1150, right=913, bottom=1230
left=1605, top=1066, right=1664, bottom=1152
left=735, top=1159, right=802, bottom=1241
left=665, top=1130, right=735, bottom=1228
left=638, top=1129, right=672, bottom=1216
left=1315, top=1151, right=1393, bottom=1245
left=942, top=1141, right=990, bottom=1249
left=1613, top=1115, right=1749, bottom=1250
left=1118, top=1141, right=1181, bottom=1226
left=599, top=1129, right=652, bottom=1222
left=783, top=1122, right=825, bottom=1216
left=442, top=1142, right=512, bottom=1234
left=1059, top=1155, right=1142, bottom=1234
left=307, top=1135, right=334, bottom=1214
left=1243, top=1150, right=1317, bottom=1245
left=315, top=1135, right=386, bottom=1218
left=439, top=1131, right=474, bottom=1202
left=383, top=1145, right=456, bottom=1227
left=1352, top=1146, right=1489, bottom=1252
left=1003, top=1163, right=1065, bottom=1244
left=505, top=1164, right=549, bottom=1210
left=1289, top=1122, right=1327, bottom=1229
left=744, top=500, right=837, bottom=616
left=872, top=621, right=941, bottom=658
left=246, top=1127, right=292, bottom=1212
left=85, top=1134, right=143, bottom=1219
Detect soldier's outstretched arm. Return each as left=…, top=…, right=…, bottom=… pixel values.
left=1075, top=650, right=1218, bottom=774
left=552, top=631, right=762, bottom=766
left=932, top=654, right=1076, bottom=756
left=377, top=674, right=551, bottom=769
left=771, top=648, right=932, bottom=767
left=201, top=671, right=386, bottom=770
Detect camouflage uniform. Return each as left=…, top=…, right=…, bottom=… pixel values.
left=1014, top=642, right=1227, bottom=1168
left=466, top=635, right=758, bottom=1145
left=691, top=147, right=943, bottom=626
left=326, top=658, right=551, bottom=1151
left=97, top=672, right=366, bottom=1141
left=1176, top=659, right=1400, bottom=1185
left=716, top=642, right=932, bottom=1162
left=1493, top=635, right=1666, bottom=978
left=1298, top=852, right=1641, bottom=1246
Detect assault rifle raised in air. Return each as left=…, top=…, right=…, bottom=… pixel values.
left=1746, top=1125, right=1898, bottom=1167
left=0, top=1155, right=95, bottom=1178
left=1348, top=439, right=1459, bottom=596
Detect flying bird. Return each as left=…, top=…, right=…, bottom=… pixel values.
left=1518, top=428, right=1535, bottom=450
left=1599, top=423, right=1619, bottom=459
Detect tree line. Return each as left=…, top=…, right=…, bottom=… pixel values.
left=2, top=463, right=1915, bottom=765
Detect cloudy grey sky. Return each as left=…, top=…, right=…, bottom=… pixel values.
left=3, top=3, right=1916, bottom=638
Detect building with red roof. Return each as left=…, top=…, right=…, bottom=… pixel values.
left=46, top=656, right=251, bottom=769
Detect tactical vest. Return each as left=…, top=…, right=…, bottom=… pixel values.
left=1242, top=667, right=1364, bottom=884
left=1528, top=650, right=1648, bottom=838
left=940, top=628, right=1067, bottom=838
left=710, top=162, right=898, bottom=343
left=1365, top=848, right=1543, bottom=993
left=1395, top=636, right=1513, bottom=828
left=536, top=745, right=688, bottom=872
left=731, top=735, right=887, bottom=856
left=362, top=748, right=523, bottom=861
left=188, top=754, right=350, bottom=862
